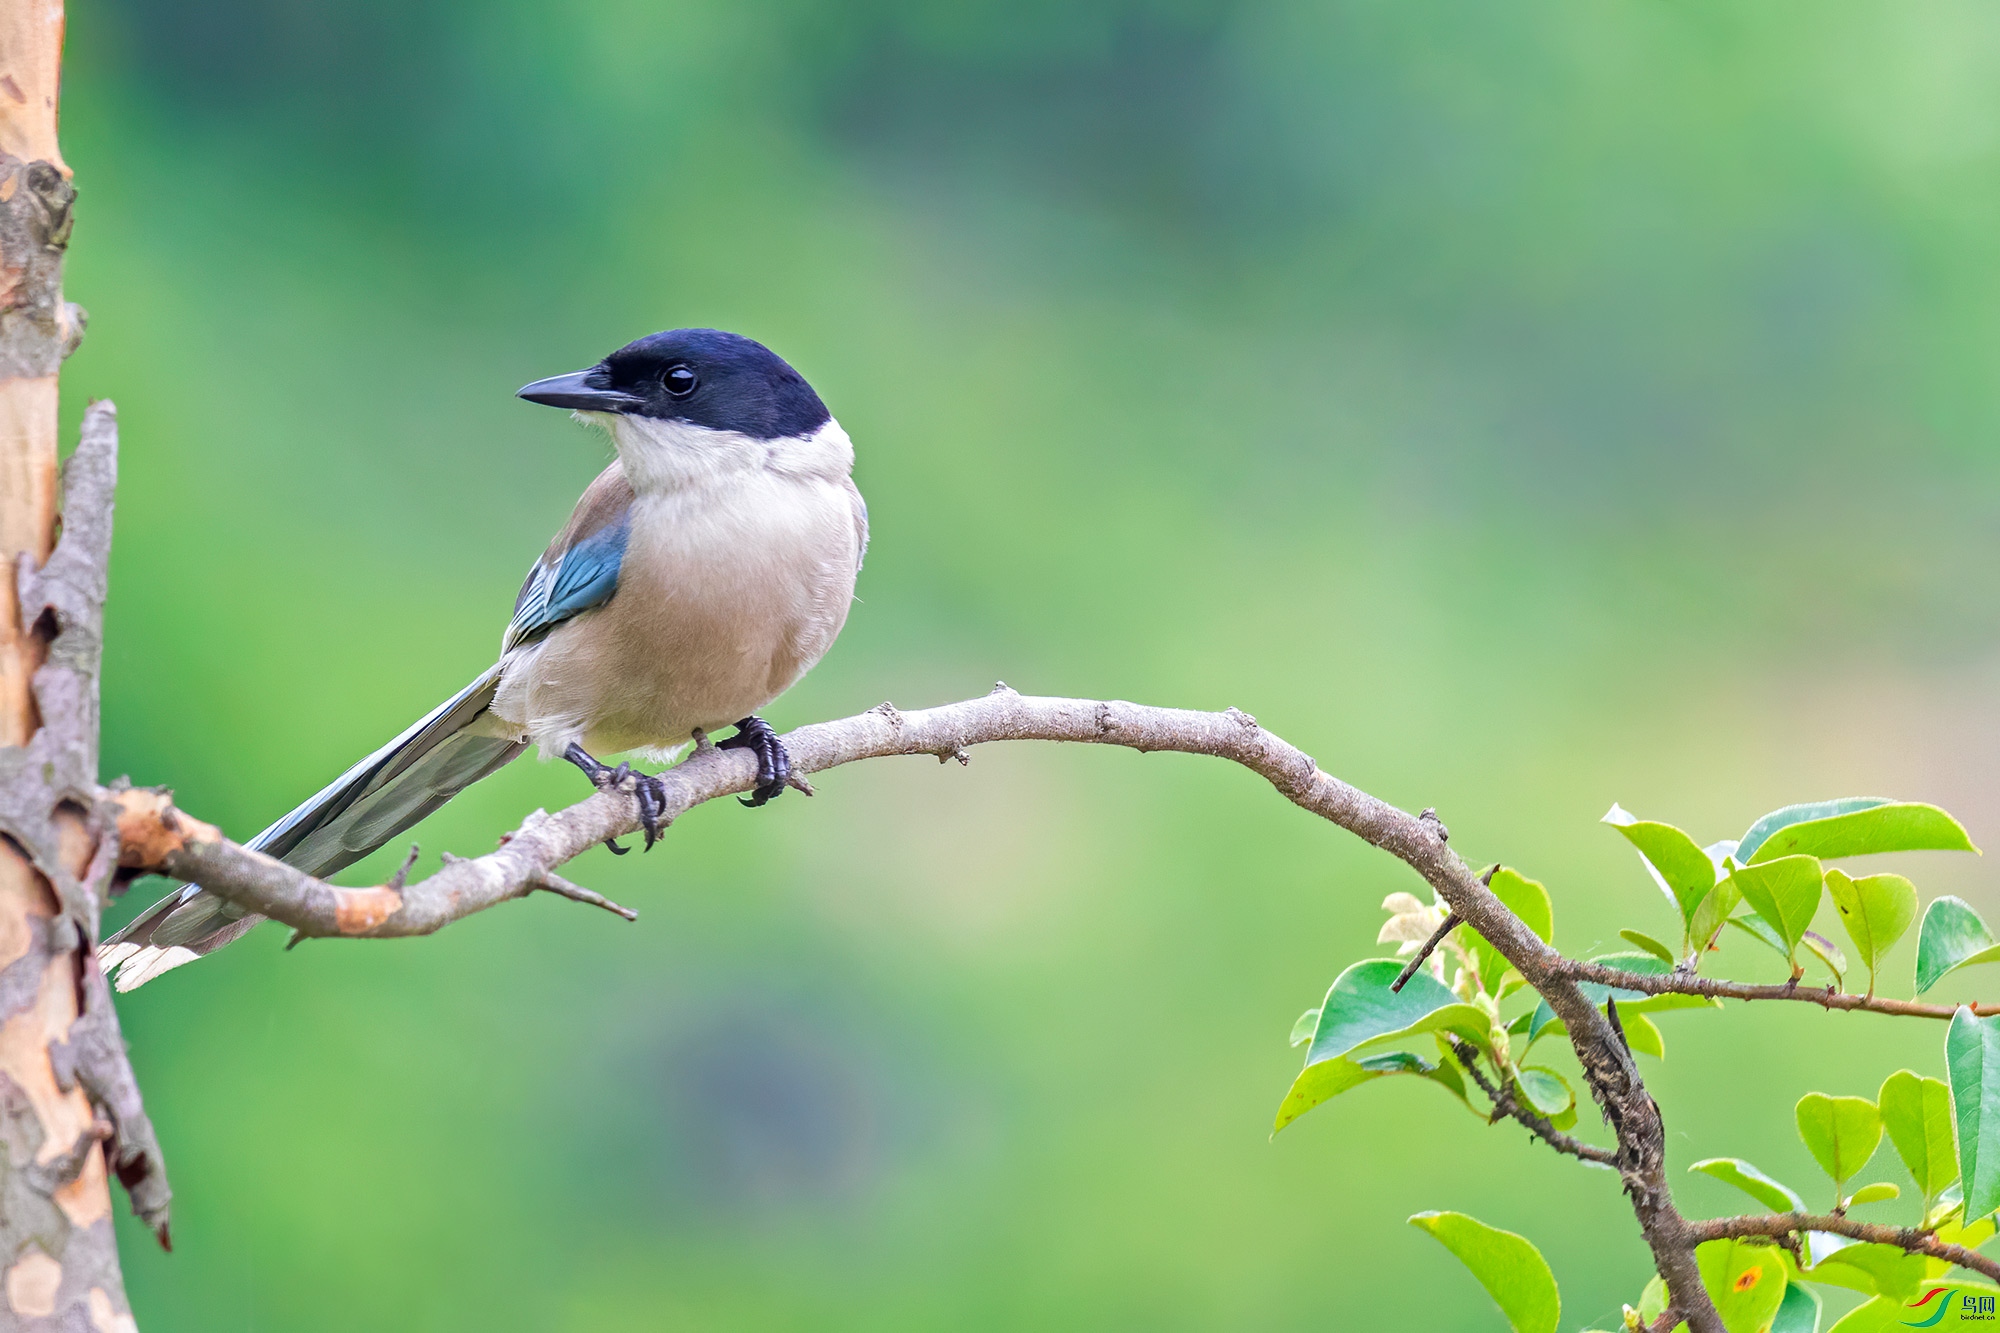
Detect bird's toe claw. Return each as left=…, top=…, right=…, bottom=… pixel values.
left=719, top=716, right=791, bottom=807
left=568, top=743, right=670, bottom=849
left=633, top=774, right=669, bottom=850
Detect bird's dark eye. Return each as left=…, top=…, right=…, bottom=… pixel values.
left=663, top=364, right=698, bottom=398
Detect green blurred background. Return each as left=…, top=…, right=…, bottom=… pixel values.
left=59, top=0, right=2000, bottom=1327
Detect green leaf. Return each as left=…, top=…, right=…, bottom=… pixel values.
left=1823, top=1296, right=1890, bottom=1332
left=1470, top=869, right=1554, bottom=996
left=1624, top=1011, right=1665, bottom=1059
left=1351, top=1002, right=1494, bottom=1060
left=1916, top=897, right=2000, bottom=994
left=1931, top=1200, right=1998, bottom=1259
left=1878, top=1069, right=1958, bottom=1200
left=1798, top=1253, right=1874, bottom=1297
left=1689, top=1157, right=1806, bottom=1213
left=1690, top=878, right=1745, bottom=954
left=1740, top=799, right=1978, bottom=864
left=1728, top=911, right=1790, bottom=959
left=1637, top=1275, right=1670, bottom=1324
left=1291, top=972, right=1489, bottom=1101
left=1802, top=931, right=1847, bottom=986
left=1273, top=1040, right=1483, bottom=1133
left=1273, top=1054, right=1394, bottom=1131
left=1695, top=1238, right=1788, bottom=1333
left=1842, top=1182, right=1899, bottom=1207
left=1730, top=855, right=1824, bottom=959
left=1823, top=870, right=1917, bottom=994
left=1620, top=929, right=1678, bottom=965
left=1304, top=959, right=1458, bottom=1065
left=1948, top=1007, right=2000, bottom=1222
left=1808, top=1243, right=1925, bottom=1301
left=1772, top=1281, right=1820, bottom=1333
left=1271, top=1050, right=1470, bottom=1134
left=1604, top=804, right=1717, bottom=923
left=1519, top=1017, right=1564, bottom=1055
left=1288, top=1008, right=1319, bottom=1047
left=1730, top=913, right=1848, bottom=987
left=1740, top=798, right=1893, bottom=861
left=1796, top=1093, right=1882, bottom=1187
left=1272, top=1053, right=1387, bottom=1132
left=1491, top=867, right=1553, bottom=943
left=1516, top=1067, right=1573, bottom=1121
left=1472, top=941, right=1508, bottom=998
left=1408, top=1211, right=1560, bottom=1333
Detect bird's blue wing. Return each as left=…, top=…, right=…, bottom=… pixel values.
left=507, top=504, right=632, bottom=647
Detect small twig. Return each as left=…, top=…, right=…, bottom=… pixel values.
left=387, top=844, right=420, bottom=891
left=531, top=871, right=637, bottom=922
left=1451, top=1041, right=1618, bottom=1165
left=1391, top=911, right=1462, bottom=992
left=1689, top=1212, right=2000, bottom=1282
left=1561, top=958, right=2000, bottom=1021
left=1648, top=1310, right=1682, bottom=1333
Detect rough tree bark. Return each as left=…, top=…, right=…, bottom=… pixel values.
left=0, top=5, right=167, bottom=1329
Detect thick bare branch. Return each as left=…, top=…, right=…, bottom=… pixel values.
left=1690, top=1212, right=2000, bottom=1283
left=114, top=688, right=1726, bottom=1329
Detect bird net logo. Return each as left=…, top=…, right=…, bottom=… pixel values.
left=1905, top=1286, right=2000, bottom=1326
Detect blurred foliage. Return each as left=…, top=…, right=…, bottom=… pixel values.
left=56, top=0, right=2000, bottom=1327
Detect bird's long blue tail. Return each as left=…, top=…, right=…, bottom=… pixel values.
left=101, top=667, right=528, bottom=990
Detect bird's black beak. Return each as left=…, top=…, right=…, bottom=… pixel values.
left=516, top=368, right=645, bottom=413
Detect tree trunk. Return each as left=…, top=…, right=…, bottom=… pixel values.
left=0, top=3, right=167, bottom=1327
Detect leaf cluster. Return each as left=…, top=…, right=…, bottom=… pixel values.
left=1278, top=794, right=2000, bottom=1331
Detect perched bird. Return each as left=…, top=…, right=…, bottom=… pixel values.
left=103, top=328, right=867, bottom=991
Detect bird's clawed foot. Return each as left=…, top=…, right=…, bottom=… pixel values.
left=563, top=743, right=670, bottom=851
left=717, top=716, right=791, bottom=807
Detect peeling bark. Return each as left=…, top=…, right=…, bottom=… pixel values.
left=0, top=3, right=161, bottom=1325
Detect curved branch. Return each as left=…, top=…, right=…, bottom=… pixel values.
left=1450, top=1041, right=1618, bottom=1165
left=1561, top=959, right=1998, bottom=1021
left=1690, top=1212, right=2000, bottom=1283
left=110, top=686, right=1726, bottom=1331
left=109, top=691, right=1492, bottom=942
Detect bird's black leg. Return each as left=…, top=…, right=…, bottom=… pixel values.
left=563, top=742, right=671, bottom=851
left=716, top=716, right=790, bottom=807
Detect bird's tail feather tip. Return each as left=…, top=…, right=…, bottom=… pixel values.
left=95, top=941, right=142, bottom=977
left=104, top=945, right=201, bottom=992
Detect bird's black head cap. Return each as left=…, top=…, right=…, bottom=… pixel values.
left=517, top=328, right=831, bottom=441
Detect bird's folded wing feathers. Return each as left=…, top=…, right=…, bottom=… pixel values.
left=103, top=463, right=640, bottom=991
left=504, top=463, right=635, bottom=650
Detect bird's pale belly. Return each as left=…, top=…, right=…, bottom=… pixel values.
left=494, top=475, right=859, bottom=757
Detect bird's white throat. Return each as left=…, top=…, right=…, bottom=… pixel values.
left=575, top=411, right=855, bottom=494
